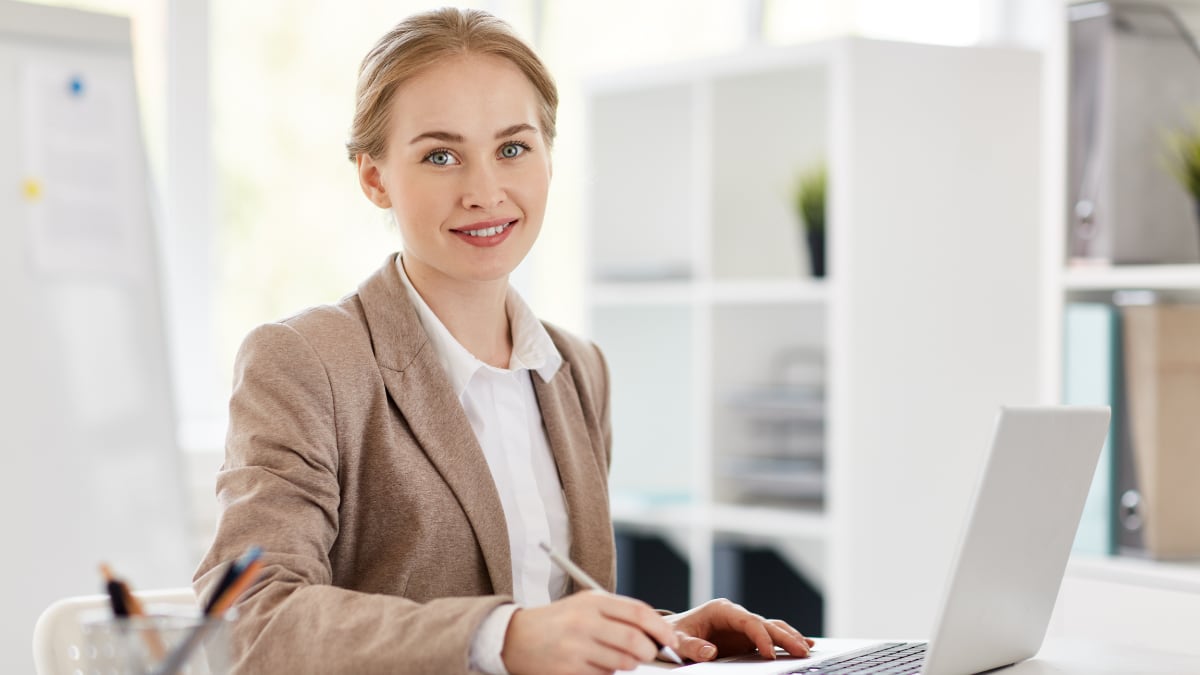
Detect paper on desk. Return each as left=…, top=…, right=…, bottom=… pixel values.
left=618, top=639, right=879, bottom=674
left=618, top=649, right=821, bottom=674
left=619, top=663, right=679, bottom=673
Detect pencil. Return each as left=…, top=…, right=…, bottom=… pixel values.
left=100, top=563, right=166, bottom=660
left=153, top=553, right=265, bottom=675
left=207, top=558, right=263, bottom=617
left=538, top=542, right=684, bottom=665
left=204, top=545, right=262, bottom=615
left=100, top=564, right=128, bottom=617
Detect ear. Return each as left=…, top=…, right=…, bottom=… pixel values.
left=357, top=153, right=392, bottom=209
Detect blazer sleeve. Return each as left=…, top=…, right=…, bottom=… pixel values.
left=193, top=322, right=508, bottom=675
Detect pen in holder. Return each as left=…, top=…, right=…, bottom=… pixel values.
left=79, top=610, right=233, bottom=675
left=81, top=547, right=259, bottom=675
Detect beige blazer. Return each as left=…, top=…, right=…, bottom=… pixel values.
left=194, top=253, right=616, bottom=674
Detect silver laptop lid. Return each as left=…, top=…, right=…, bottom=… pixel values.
left=923, top=405, right=1111, bottom=675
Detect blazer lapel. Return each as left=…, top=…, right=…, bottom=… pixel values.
left=357, top=254, right=513, bottom=596
left=534, top=364, right=616, bottom=592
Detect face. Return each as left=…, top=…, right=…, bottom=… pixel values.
left=357, top=52, right=551, bottom=288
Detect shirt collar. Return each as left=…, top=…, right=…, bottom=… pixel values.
left=396, top=254, right=562, bottom=397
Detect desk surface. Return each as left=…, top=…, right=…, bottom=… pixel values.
left=625, top=638, right=1199, bottom=674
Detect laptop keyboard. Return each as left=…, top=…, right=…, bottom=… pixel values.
left=789, top=641, right=927, bottom=675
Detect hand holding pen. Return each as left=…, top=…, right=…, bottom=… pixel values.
left=538, top=543, right=815, bottom=667
left=498, top=543, right=683, bottom=674
left=540, top=542, right=683, bottom=665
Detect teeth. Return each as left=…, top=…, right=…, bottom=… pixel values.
left=463, top=221, right=512, bottom=237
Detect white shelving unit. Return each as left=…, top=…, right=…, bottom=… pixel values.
left=1062, top=264, right=1200, bottom=293
left=590, top=279, right=829, bottom=307
left=583, top=37, right=1044, bottom=637
left=707, top=503, right=831, bottom=540
left=1039, top=1, right=1200, bottom=657
left=1066, top=554, right=1200, bottom=594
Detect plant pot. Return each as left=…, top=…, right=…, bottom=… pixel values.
left=806, top=230, right=826, bottom=278
left=1194, top=199, right=1200, bottom=256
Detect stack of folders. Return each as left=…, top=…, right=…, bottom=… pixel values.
left=1065, top=301, right=1200, bottom=560
left=720, top=352, right=825, bottom=506
left=1120, top=303, right=1200, bottom=559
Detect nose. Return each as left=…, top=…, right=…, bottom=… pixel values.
left=461, top=161, right=506, bottom=210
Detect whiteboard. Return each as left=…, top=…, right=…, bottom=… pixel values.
left=0, top=2, right=193, bottom=671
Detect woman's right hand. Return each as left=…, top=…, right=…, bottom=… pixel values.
left=501, top=590, right=680, bottom=675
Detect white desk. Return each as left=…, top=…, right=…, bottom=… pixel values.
left=626, top=638, right=1199, bottom=673
left=979, top=638, right=1197, bottom=674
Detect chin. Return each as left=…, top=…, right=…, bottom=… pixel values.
left=454, top=258, right=522, bottom=285
left=466, top=248, right=533, bottom=283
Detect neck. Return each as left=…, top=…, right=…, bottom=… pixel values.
left=402, top=255, right=512, bottom=369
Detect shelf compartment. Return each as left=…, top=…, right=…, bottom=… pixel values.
left=591, top=305, right=695, bottom=503
left=713, top=538, right=824, bottom=636
left=587, top=84, right=698, bottom=282
left=615, top=530, right=691, bottom=613
left=711, top=303, right=826, bottom=505
left=711, top=65, right=828, bottom=281
left=718, top=456, right=825, bottom=504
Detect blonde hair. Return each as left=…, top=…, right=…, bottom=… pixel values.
left=346, top=8, right=558, bottom=162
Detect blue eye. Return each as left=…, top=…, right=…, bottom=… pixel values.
left=425, top=150, right=458, bottom=166
left=499, top=142, right=529, bottom=159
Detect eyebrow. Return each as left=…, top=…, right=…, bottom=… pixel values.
left=409, top=123, right=537, bottom=145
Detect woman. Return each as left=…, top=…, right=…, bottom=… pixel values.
left=195, top=8, right=814, bottom=674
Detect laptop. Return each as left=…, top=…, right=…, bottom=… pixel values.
left=686, top=405, right=1112, bottom=675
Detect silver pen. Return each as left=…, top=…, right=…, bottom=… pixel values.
left=539, top=541, right=685, bottom=665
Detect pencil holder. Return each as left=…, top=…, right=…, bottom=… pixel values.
left=78, top=611, right=233, bottom=675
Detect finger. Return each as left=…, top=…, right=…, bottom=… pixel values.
left=768, top=619, right=815, bottom=648
left=768, top=618, right=801, bottom=638
left=584, top=649, right=645, bottom=674
left=594, top=595, right=679, bottom=650
left=675, top=632, right=719, bottom=662
left=578, top=657, right=622, bottom=675
left=765, top=620, right=811, bottom=657
left=592, top=619, right=658, bottom=664
left=583, top=628, right=655, bottom=673
left=739, top=616, right=777, bottom=660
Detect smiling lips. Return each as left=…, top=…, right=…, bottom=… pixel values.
left=451, top=218, right=518, bottom=247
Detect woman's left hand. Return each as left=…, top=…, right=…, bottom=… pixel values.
left=665, top=598, right=815, bottom=663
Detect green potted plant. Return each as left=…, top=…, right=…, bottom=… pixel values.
left=793, top=163, right=827, bottom=278
left=1164, top=117, right=1200, bottom=242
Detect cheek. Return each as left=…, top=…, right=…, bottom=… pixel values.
left=388, top=172, right=445, bottom=217
left=515, top=164, right=552, bottom=212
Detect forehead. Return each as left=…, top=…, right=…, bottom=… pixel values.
left=389, top=53, right=541, bottom=137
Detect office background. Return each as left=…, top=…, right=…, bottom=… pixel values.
left=5, top=0, right=1200, bottom=673
left=22, top=0, right=1014, bottom=454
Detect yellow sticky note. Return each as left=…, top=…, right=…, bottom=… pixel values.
left=21, top=178, right=43, bottom=203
